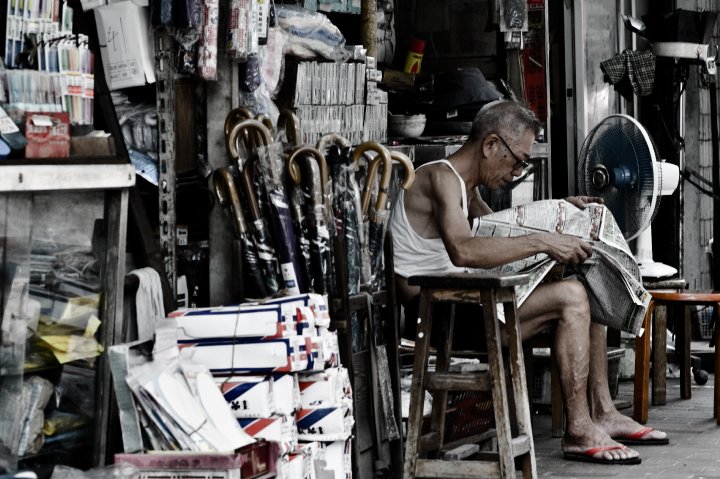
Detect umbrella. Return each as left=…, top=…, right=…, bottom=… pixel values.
left=351, top=142, right=392, bottom=288
left=358, top=147, right=415, bottom=290
left=212, top=166, right=268, bottom=297
left=230, top=119, right=304, bottom=294
left=241, top=156, right=280, bottom=295
left=288, top=146, right=332, bottom=294
left=277, top=110, right=312, bottom=290
left=317, top=133, right=360, bottom=294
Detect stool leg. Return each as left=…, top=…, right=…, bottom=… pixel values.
left=503, top=296, right=537, bottom=479
left=403, top=289, right=433, bottom=478
left=482, top=290, right=516, bottom=478
left=550, top=357, right=564, bottom=437
left=714, top=305, right=720, bottom=424
left=430, top=303, right=455, bottom=450
left=653, top=304, right=667, bottom=405
left=633, top=301, right=653, bottom=424
left=680, top=305, right=692, bottom=400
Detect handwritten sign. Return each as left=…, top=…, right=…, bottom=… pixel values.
left=94, top=2, right=155, bottom=90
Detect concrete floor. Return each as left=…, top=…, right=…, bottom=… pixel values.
left=532, top=376, right=720, bottom=478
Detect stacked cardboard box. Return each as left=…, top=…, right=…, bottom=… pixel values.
left=171, top=294, right=352, bottom=479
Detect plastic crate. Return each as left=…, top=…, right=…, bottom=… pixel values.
left=114, top=441, right=277, bottom=479
left=443, top=390, right=495, bottom=443
left=696, top=306, right=715, bottom=340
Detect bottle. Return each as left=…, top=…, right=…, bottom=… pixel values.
left=404, top=38, right=426, bottom=74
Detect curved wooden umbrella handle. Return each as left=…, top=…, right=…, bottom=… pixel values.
left=224, top=107, right=253, bottom=137
left=316, top=133, right=351, bottom=153
left=352, top=142, right=391, bottom=216
left=277, top=109, right=302, bottom=148
left=227, top=119, right=273, bottom=159
left=255, top=113, right=275, bottom=138
left=212, top=167, right=248, bottom=234
left=287, top=146, right=328, bottom=194
left=389, top=151, right=416, bottom=190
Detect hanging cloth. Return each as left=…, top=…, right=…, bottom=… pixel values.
left=129, top=267, right=166, bottom=342
left=600, top=49, right=656, bottom=96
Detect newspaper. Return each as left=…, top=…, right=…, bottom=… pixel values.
left=471, top=200, right=651, bottom=335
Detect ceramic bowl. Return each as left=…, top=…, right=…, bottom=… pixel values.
left=388, top=114, right=426, bottom=138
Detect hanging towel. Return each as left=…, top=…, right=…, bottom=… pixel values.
left=600, top=49, right=656, bottom=96
left=129, top=267, right=166, bottom=342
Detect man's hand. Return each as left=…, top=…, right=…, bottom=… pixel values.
left=564, top=196, right=604, bottom=209
left=536, top=232, right=593, bottom=266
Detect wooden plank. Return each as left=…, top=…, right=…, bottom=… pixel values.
left=430, top=302, right=454, bottom=449
left=424, top=372, right=490, bottom=391
left=0, top=164, right=134, bottom=192
left=652, top=304, right=667, bottom=405
left=415, top=459, right=501, bottom=479
left=503, top=297, right=537, bottom=478
left=633, top=302, right=652, bottom=424
left=480, top=289, right=516, bottom=478
left=441, top=429, right=496, bottom=453
left=408, top=272, right=530, bottom=289
left=714, top=305, right=720, bottom=423
left=680, top=305, right=692, bottom=399
left=94, top=187, right=129, bottom=466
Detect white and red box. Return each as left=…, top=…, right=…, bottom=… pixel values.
left=272, top=374, right=301, bottom=416
left=24, top=112, right=70, bottom=159
left=170, top=304, right=295, bottom=341
left=264, top=293, right=331, bottom=329
left=178, top=336, right=309, bottom=374
left=215, top=376, right=275, bottom=418
left=316, top=439, right=352, bottom=479
left=238, top=415, right=298, bottom=456
left=296, top=406, right=354, bottom=442
left=298, top=367, right=352, bottom=410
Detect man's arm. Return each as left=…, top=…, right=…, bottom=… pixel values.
left=430, top=172, right=593, bottom=268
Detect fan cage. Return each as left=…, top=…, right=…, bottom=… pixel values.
left=577, top=114, right=662, bottom=240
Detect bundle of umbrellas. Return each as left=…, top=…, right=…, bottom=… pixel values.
left=213, top=108, right=414, bottom=300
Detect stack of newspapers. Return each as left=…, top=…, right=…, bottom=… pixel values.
left=472, top=199, right=651, bottom=335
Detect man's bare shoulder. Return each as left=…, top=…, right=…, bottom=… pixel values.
left=413, top=162, right=463, bottom=197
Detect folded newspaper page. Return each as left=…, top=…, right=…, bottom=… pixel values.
left=471, top=199, right=651, bottom=335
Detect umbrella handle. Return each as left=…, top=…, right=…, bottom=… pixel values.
left=241, top=159, right=263, bottom=221
left=227, top=119, right=273, bottom=160
left=316, top=133, right=351, bottom=153
left=213, top=167, right=249, bottom=235
left=277, top=109, right=302, bottom=148
left=224, top=107, right=254, bottom=137
left=389, top=151, right=416, bottom=190
left=224, top=108, right=254, bottom=158
left=353, top=142, right=391, bottom=216
left=255, top=113, right=276, bottom=140
left=287, top=146, right=329, bottom=193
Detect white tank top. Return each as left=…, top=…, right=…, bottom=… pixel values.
left=389, top=159, right=469, bottom=279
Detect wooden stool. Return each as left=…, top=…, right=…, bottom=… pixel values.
left=633, top=291, right=720, bottom=425
left=404, top=272, right=536, bottom=479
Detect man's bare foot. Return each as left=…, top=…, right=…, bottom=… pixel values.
left=562, top=421, right=641, bottom=463
left=594, top=410, right=668, bottom=444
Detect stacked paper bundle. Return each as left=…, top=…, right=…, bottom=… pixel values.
left=293, top=51, right=387, bottom=146
left=172, top=293, right=353, bottom=479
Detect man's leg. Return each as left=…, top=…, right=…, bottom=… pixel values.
left=587, top=322, right=668, bottom=442
left=519, top=280, right=639, bottom=462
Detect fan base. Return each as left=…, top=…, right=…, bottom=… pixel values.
left=639, top=261, right=678, bottom=278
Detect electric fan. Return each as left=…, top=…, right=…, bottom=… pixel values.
left=577, top=114, right=680, bottom=277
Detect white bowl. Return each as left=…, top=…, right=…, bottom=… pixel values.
left=388, top=114, right=426, bottom=138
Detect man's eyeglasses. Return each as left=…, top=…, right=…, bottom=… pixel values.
left=497, top=135, right=530, bottom=171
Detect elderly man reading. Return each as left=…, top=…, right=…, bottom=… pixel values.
left=388, top=100, right=667, bottom=465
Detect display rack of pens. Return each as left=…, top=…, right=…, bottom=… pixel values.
left=3, top=0, right=94, bottom=126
